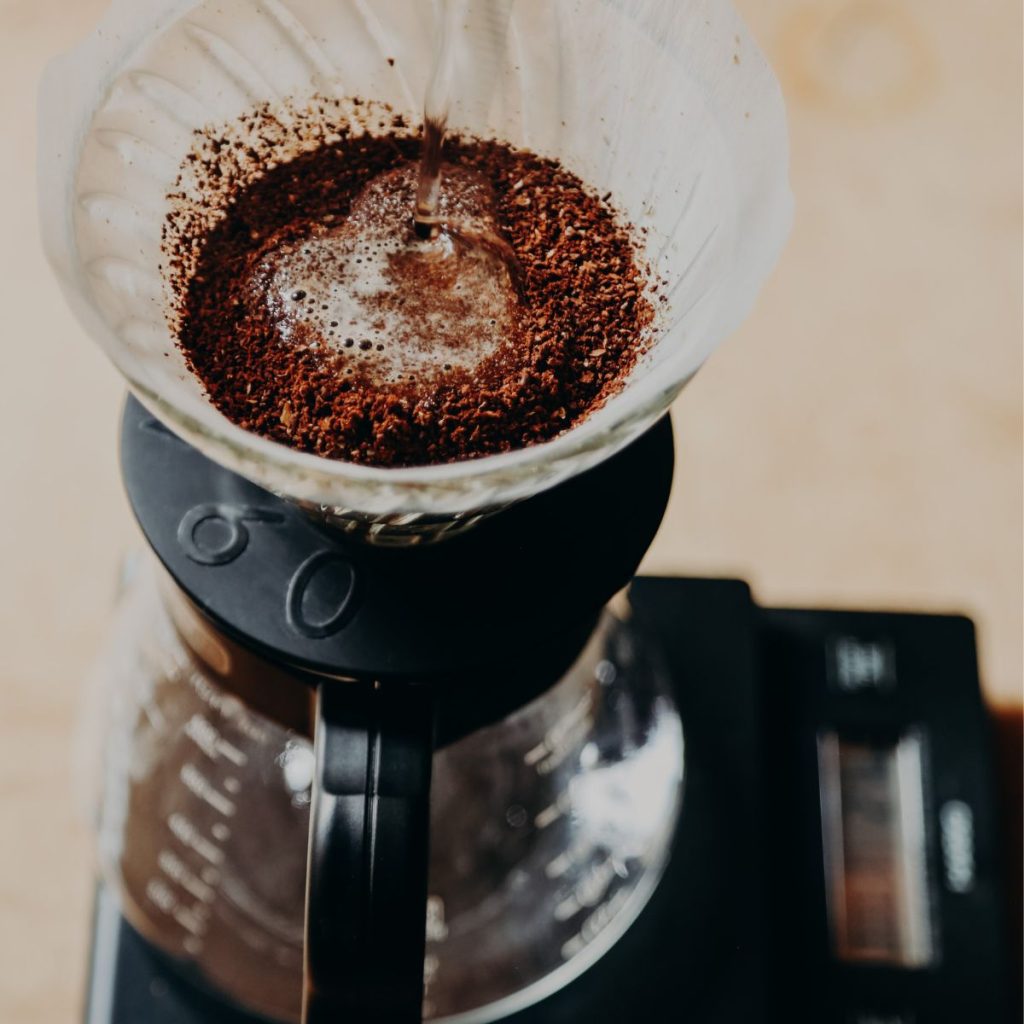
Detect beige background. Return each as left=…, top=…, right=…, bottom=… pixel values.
left=1, top=0, right=1021, bottom=1020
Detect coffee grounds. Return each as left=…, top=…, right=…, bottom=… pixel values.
left=165, top=102, right=655, bottom=468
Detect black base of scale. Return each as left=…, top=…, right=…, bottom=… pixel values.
left=86, top=577, right=1012, bottom=1024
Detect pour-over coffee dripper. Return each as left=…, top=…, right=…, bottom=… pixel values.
left=40, top=0, right=790, bottom=541
left=40, top=3, right=791, bottom=1022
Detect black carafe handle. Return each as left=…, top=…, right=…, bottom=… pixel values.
left=303, top=680, right=434, bottom=1023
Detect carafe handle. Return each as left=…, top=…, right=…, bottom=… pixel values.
left=303, top=680, right=435, bottom=1022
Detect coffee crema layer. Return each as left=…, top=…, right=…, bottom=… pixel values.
left=165, top=103, right=655, bottom=468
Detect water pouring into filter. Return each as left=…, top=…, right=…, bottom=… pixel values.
left=413, top=0, right=467, bottom=240
left=409, top=0, right=520, bottom=261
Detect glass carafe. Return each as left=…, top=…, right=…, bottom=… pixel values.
left=91, top=559, right=683, bottom=1023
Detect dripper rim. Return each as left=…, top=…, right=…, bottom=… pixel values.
left=123, top=357, right=690, bottom=503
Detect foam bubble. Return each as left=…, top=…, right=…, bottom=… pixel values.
left=258, top=164, right=518, bottom=383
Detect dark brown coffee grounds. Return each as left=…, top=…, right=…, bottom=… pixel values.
left=164, top=101, right=654, bottom=468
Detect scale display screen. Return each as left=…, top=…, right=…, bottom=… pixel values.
left=817, top=733, right=934, bottom=967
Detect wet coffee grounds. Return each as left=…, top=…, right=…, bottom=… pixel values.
left=165, top=102, right=655, bottom=467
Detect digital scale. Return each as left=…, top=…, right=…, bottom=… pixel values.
left=86, top=577, right=1012, bottom=1024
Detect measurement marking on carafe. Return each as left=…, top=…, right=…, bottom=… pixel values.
left=535, top=792, right=572, bottom=831
left=574, top=857, right=618, bottom=909
left=560, top=887, right=631, bottom=960
left=546, top=851, right=572, bottom=879
left=218, top=741, right=246, bottom=765
left=145, top=878, right=209, bottom=958
left=524, top=694, right=593, bottom=774
left=545, top=834, right=591, bottom=879
left=158, top=849, right=216, bottom=903
left=146, top=878, right=176, bottom=914
left=554, top=894, right=581, bottom=921
left=552, top=858, right=620, bottom=921
left=190, top=673, right=271, bottom=745
left=212, top=822, right=231, bottom=841
left=144, top=879, right=210, bottom=938
left=180, top=762, right=237, bottom=817
left=426, top=896, right=449, bottom=942
left=168, top=812, right=226, bottom=865
left=184, top=714, right=248, bottom=766
left=173, top=902, right=210, bottom=937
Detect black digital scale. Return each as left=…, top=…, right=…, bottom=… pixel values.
left=86, top=579, right=1012, bottom=1024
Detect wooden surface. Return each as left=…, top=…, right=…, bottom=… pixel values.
left=0, top=0, right=1021, bottom=1020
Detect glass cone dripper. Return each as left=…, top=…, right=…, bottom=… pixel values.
left=39, top=0, right=791, bottom=538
